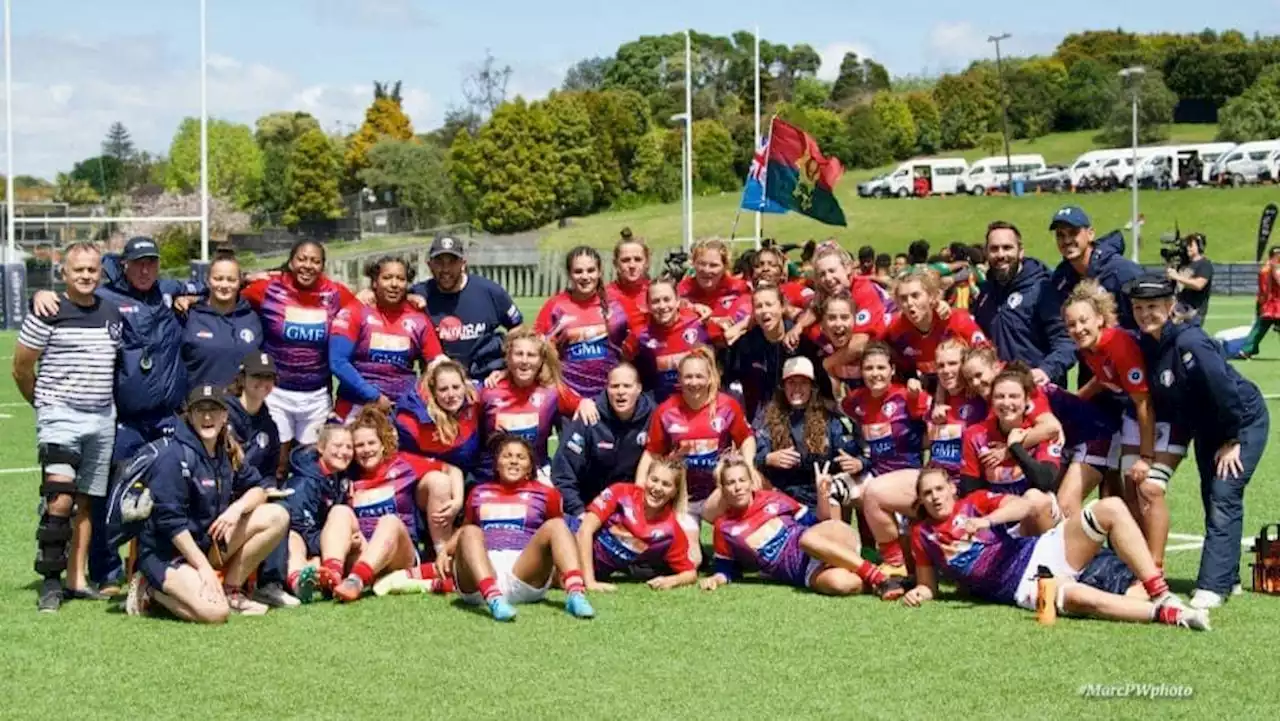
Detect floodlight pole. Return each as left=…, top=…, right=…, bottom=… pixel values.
left=1119, top=65, right=1145, bottom=263
left=988, top=33, right=1013, bottom=194
left=4, top=0, right=14, bottom=258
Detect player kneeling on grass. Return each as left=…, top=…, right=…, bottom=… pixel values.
left=700, top=456, right=905, bottom=600
left=128, top=385, right=291, bottom=622
left=440, top=434, right=595, bottom=622
left=320, top=409, right=463, bottom=603
left=573, top=456, right=698, bottom=592
left=902, top=468, right=1209, bottom=630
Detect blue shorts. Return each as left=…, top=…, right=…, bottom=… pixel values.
left=1076, top=549, right=1137, bottom=596
left=296, top=528, right=322, bottom=558
left=762, top=530, right=823, bottom=588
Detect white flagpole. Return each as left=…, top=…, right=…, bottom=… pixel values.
left=684, top=29, right=693, bottom=253
left=753, top=25, right=761, bottom=249
left=4, top=0, right=14, bottom=257
left=199, top=0, right=209, bottom=261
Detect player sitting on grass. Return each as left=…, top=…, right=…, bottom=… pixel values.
left=902, top=468, right=1210, bottom=631
left=442, top=434, right=595, bottom=622
left=572, top=456, right=698, bottom=592
left=279, top=424, right=355, bottom=603
left=700, top=456, right=905, bottom=600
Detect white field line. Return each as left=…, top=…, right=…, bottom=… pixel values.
left=0, top=466, right=39, bottom=475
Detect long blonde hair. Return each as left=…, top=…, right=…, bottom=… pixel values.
left=505, top=326, right=565, bottom=388
left=423, top=359, right=477, bottom=445
left=646, top=455, right=690, bottom=515
left=1065, top=278, right=1119, bottom=328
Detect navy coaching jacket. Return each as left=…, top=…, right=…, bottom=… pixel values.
left=974, top=256, right=1077, bottom=385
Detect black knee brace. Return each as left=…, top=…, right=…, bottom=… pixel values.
left=38, top=444, right=81, bottom=498
left=34, top=513, right=72, bottom=578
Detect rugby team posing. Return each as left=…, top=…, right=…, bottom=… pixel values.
left=13, top=204, right=1267, bottom=630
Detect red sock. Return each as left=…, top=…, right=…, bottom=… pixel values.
left=877, top=540, right=905, bottom=567
left=1142, top=573, right=1170, bottom=599
left=1155, top=603, right=1182, bottom=626
left=433, top=577, right=456, bottom=594
left=351, top=561, right=375, bottom=588
left=477, top=576, right=502, bottom=602
left=856, top=560, right=887, bottom=587
left=287, top=570, right=301, bottom=593
left=322, top=558, right=344, bottom=579
left=411, top=563, right=439, bottom=581
left=562, top=569, right=586, bottom=595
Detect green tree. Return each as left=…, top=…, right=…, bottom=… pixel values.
left=872, top=92, right=917, bottom=160
left=691, top=119, right=738, bottom=193
left=448, top=99, right=557, bottom=233
left=905, top=92, right=942, bottom=155
left=582, top=89, right=650, bottom=203
left=934, top=74, right=992, bottom=149
left=844, top=104, right=891, bottom=169
left=165, top=118, right=264, bottom=209
left=282, top=128, right=344, bottom=227
left=1006, top=58, right=1068, bottom=139
left=359, top=138, right=458, bottom=228
left=1097, top=69, right=1177, bottom=145
left=344, top=81, right=415, bottom=190
left=102, top=122, right=135, bottom=162
left=563, top=57, right=614, bottom=91
left=628, top=128, right=681, bottom=202
left=53, top=172, right=101, bottom=204
left=829, top=52, right=867, bottom=104
left=69, top=155, right=127, bottom=197
left=791, top=76, right=830, bottom=109
left=1217, top=64, right=1280, bottom=141
left=1058, top=59, right=1119, bottom=130
left=255, top=111, right=322, bottom=215
left=543, top=92, right=602, bottom=218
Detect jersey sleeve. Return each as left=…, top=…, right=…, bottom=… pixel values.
left=664, top=526, right=696, bottom=574
left=239, top=278, right=270, bottom=309
left=1034, top=438, right=1065, bottom=472
left=586, top=484, right=624, bottom=521
left=851, top=283, right=886, bottom=336
left=533, top=296, right=558, bottom=337
left=405, top=453, right=446, bottom=479
left=17, top=313, right=53, bottom=351
left=959, top=427, right=983, bottom=479
left=542, top=487, right=564, bottom=519
left=645, top=409, right=669, bottom=455
left=971, top=490, right=1006, bottom=515
left=555, top=383, right=584, bottom=416
left=710, top=523, right=739, bottom=580
left=334, top=281, right=358, bottom=308
left=955, top=311, right=989, bottom=348
left=908, top=388, right=932, bottom=420
left=910, top=524, right=932, bottom=568
left=725, top=397, right=752, bottom=445
left=417, top=316, right=444, bottom=362
left=463, top=491, right=480, bottom=525
left=331, top=303, right=362, bottom=343
left=1111, top=332, right=1149, bottom=395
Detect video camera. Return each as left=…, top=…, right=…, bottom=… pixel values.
left=1159, top=227, right=1205, bottom=268
left=663, top=249, right=690, bottom=279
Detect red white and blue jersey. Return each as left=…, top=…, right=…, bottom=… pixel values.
left=393, top=392, right=483, bottom=473
left=242, top=274, right=355, bottom=392
left=349, top=452, right=442, bottom=543
left=929, top=390, right=988, bottom=480
left=885, top=309, right=988, bottom=386
left=534, top=292, right=630, bottom=398
left=646, top=393, right=752, bottom=502
left=626, top=309, right=711, bottom=403
left=586, top=483, right=695, bottom=577
left=780, top=279, right=816, bottom=312
left=841, top=385, right=931, bottom=474
left=911, top=491, right=1034, bottom=605
left=465, top=480, right=563, bottom=552
left=677, top=275, right=752, bottom=323
left=607, top=279, right=650, bottom=329
left=1079, top=326, right=1148, bottom=410
left=331, top=302, right=443, bottom=405
left=960, top=416, right=1064, bottom=495
left=480, top=378, right=582, bottom=468
left=712, top=490, right=819, bottom=587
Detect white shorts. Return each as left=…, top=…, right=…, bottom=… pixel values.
left=1013, top=524, right=1082, bottom=611
left=1119, top=416, right=1188, bottom=456
left=459, top=549, right=551, bottom=606
left=266, top=387, right=331, bottom=444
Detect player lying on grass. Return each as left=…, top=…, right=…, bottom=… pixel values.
left=699, top=456, right=905, bottom=600
left=441, top=434, right=595, bottom=622
left=571, top=455, right=698, bottom=592
left=902, top=468, right=1210, bottom=630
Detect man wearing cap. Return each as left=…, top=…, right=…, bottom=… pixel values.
left=408, top=236, right=523, bottom=381
left=974, top=220, right=1077, bottom=387
left=1048, top=206, right=1143, bottom=330
left=32, top=236, right=205, bottom=592
left=1126, top=274, right=1268, bottom=610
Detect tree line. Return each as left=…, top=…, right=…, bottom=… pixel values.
left=19, top=27, right=1280, bottom=239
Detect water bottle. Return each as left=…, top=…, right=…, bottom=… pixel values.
left=1036, top=565, right=1057, bottom=626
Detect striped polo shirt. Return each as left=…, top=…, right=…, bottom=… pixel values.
left=17, top=295, right=122, bottom=410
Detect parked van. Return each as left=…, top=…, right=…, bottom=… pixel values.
left=883, top=157, right=969, bottom=197
left=959, top=154, right=1048, bottom=195
left=1212, top=140, right=1280, bottom=185
left=1093, top=148, right=1160, bottom=186
left=1067, top=150, right=1126, bottom=187
left=1188, top=142, right=1236, bottom=183
left=1136, top=143, right=1238, bottom=188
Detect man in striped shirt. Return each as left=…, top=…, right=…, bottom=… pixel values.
left=12, top=243, right=122, bottom=612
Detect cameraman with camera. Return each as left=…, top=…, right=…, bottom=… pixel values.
left=1165, top=233, right=1213, bottom=321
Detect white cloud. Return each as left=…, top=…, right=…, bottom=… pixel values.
left=0, top=33, right=435, bottom=180
left=817, top=42, right=876, bottom=82
left=310, top=0, right=429, bottom=29
left=924, top=21, right=1062, bottom=73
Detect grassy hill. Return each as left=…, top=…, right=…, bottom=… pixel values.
left=540, top=123, right=1279, bottom=263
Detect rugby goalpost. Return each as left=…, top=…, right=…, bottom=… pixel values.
left=2, top=0, right=211, bottom=327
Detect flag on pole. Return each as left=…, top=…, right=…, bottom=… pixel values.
left=739, top=136, right=788, bottom=215
left=763, top=118, right=847, bottom=226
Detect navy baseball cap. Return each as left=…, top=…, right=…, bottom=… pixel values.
left=1124, top=274, right=1176, bottom=300
left=122, top=236, right=161, bottom=261
left=240, top=351, right=278, bottom=378
left=185, top=383, right=229, bottom=411
left=1049, top=206, right=1092, bottom=230
left=429, top=236, right=465, bottom=259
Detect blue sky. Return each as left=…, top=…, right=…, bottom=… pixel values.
left=3, top=0, right=1279, bottom=179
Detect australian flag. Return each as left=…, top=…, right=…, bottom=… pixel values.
left=740, top=136, right=789, bottom=215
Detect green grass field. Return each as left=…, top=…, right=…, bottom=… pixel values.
left=0, top=296, right=1278, bottom=720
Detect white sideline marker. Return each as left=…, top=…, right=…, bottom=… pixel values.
left=0, top=466, right=38, bottom=475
